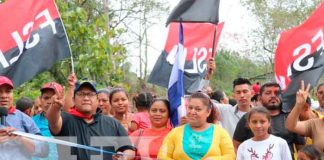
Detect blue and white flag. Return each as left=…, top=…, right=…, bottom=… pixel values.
left=168, top=22, right=187, bottom=127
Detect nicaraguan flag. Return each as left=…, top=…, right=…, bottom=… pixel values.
left=168, top=21, right=187, bottom=127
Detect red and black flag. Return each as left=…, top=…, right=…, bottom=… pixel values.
left=0, top=0, right=71, bottom=86
left=148, top=0, right=222, bottom=94
left=275, top=2, right=324, bottom=112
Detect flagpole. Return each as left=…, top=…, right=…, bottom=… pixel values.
left=53, top=2, right=75, bottom=74
left=208, top=25, right=217, bottom=75
left=211, top=25, right=217, bottom=58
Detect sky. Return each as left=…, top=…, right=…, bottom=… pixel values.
left=127, top=0, right=259, bottom=75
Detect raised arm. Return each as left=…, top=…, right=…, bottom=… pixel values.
left=63, top=73, right=77, bottom=112
left=46, top=90, right=64, bottom=135
left=285, top=80, right=310, bottom=136
left=204, top=57, right=216, bottom=80
left=194, top=58, right=216, bottom=93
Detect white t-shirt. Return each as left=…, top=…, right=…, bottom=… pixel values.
left=237, top=135, right=292, bottom=160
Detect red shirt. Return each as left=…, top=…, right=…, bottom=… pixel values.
left=130, top=128, right=171, bottom=159
left=252, top=84, right=260, bottom=94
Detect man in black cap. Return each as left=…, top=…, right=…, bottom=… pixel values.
left=47, top=78, right=135, bottom=160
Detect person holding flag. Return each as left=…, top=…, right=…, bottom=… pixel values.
left=47, top=78, right=135, bottom=160
left=148, top=0, right=222, bottom=95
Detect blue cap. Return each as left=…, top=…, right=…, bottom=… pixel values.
left=74, top=80, right=98, bottom=94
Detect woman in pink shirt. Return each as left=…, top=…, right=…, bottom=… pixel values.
left=130, top=98, right=171, bottom=160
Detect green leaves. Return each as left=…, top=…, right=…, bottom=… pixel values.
left=211, top=50, right=271, bottom=94
left=13, top=0, right=169, bottom=99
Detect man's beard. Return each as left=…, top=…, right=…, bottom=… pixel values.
left=263, top=103, right=281, bottom=111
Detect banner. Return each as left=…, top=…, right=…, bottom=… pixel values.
left=166, top=0, right=220, bottom=25
left=148, top=22, right=224, bottom=94
left=275, top=2, right=324, bottom=112
left=0, top=0, right=71, bottom=86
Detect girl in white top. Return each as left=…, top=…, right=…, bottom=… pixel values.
left=237, top=106, right=292, bottom=160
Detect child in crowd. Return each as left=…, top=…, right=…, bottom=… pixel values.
left=16, top=96, right=34, bottom=116
left=237, top=106, right=292, bottom=160
left=297, top=145, right=321, bottom=160
left=129, top=92, right=153, bottom=132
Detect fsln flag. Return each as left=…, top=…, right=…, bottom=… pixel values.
left=0, top=0, right=71, bottom=86
left=166, top=0, right=220, bottom=25
left=148, top=22, right=224, bottom=94
left=168, top=21, right=187, bottom=127
left=275, top=2, right=324, bottom=112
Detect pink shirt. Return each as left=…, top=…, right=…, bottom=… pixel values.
left=132, top=112, right=151, bottom=130
left=130, top=128, right=171, bottom=159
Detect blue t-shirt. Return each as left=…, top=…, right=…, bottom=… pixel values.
left=183, top=124, right=214, bottom=159
left=33, top=113, right=58, bottom=160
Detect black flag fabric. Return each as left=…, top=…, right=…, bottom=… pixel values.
left=150, top=0, right=222, bottom=94
left=148, top=22, right=224, bottom=94
left=275, top=2, right=324, bottom=112
left=0, top=0, right=71, bottom=86
left=166, top=0, right=220, bottom=26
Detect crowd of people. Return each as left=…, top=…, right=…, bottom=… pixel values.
left=0, top=59, right=323, bottom=160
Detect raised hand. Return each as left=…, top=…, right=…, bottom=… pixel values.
left=120, top=113, right=130, bottom=132
left=52, top=87, right=64, bottom=110
left=180, top=116, right=188, bottom=125
left=67, top=73, right=77, bottom=87
left=295, top=80, right=310, bottom=109
left=205, top=58, right=216, bottom=80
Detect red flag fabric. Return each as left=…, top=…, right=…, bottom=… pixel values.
left=148, top=22, right=224, bottom=94
left=0, top=0, right=71, bottom=86
left=275, top=2, right=324, bottom=112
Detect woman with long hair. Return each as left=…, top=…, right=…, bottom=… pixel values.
left=110, top=88, right=133, bottom=132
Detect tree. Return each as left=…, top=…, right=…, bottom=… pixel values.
left=109, top=0, right=169, bottom=87
left=13, top=0, right=170, bottom=99
left=241, top=0, right=322, bottom=65
left=211, top=49, right=271, bottom=94
left=55, top=0, right=128, bottom=84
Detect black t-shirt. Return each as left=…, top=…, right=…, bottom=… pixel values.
left=233, top=112, right=305, bottom=159
left=51, top=112, right=133, bottom=160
